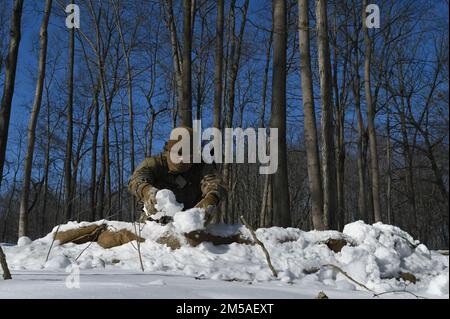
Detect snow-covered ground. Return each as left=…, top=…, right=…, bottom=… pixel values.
left=0, top=191, right=448, bottom=299
left=1, top=220, right=448, bottom=299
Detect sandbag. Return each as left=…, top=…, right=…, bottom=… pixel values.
left=97, top=229, right=145, bottom=249
left=184, top=230, right=253, bottom=247
left=54, top=224, right=107, bottom=245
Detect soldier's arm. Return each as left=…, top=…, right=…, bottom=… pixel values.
left=128, top=157, right=160, bottom=201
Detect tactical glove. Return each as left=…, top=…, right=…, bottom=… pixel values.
left=195, top=192, right=219, bottom=210
left=140, top=185, right=159, bottom=220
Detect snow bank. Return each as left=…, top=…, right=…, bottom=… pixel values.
left=1, top=195, right=448, bottom=298
left=17, top=236, right=32, bottom=247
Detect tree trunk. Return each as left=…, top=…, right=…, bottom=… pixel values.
left=90, top=84, right=100, bottom=221
left=64, top=16, right=75, bottom=222
left=96, top=136, right=106, bottom=220
left=180, top=0, right=193, bottom=127
left=166, top=0, right=183, bottom=122
left=315, top=0, right=337, bottom=229
left=331, top=3, right=348, bottom=231
left=298, top=0, right=324, bottom=230
left=423, top=133, right=449, bottom=203
left=18, top=0, right=52, bottom=238
left=270, top=0, right=291, bottom=227
left=399, top=94, right=418, bottom=232
left=352, top=4, right=368, bottom=223
left=362, top=0, right=382, bottom=222
left=213, top=0, right=224, bottom=129
left=0, top=0, right=24, bottom=189
left=104, top=102, right=111, bottom=218
left=113, top=0, right=136, bottom=219
left=0, top=246, right=12, bottom=280
left=2, top=136, right=22, bottom=242
left=259, top=31, right=273, bottom=128
left=40, top=80, right=52, bottom=233
left=386, top=108, right=392, bottom=224
left=222, top=0, right=249, bottom=222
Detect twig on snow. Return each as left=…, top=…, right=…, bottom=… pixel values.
left=132, top=221, right=145, bottom=272
left=322, top=264, right=374, bottom=293
left=46, top=224, right=62, bottom=262
left=239, top=215, right=278, bottom=277
left=373, top=290, right=427, bottom=299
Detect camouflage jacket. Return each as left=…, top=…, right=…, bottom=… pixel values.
left=128, top=152, right=227, bottom=210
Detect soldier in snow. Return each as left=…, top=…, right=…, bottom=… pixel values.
left=128, top=127, right=227, bottom=224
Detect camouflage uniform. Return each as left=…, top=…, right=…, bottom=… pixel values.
left=128, top=151, right=227, bottom=223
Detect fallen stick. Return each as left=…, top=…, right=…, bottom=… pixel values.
left=132, top=221, right=145, bottom=272
left=373, top=289, right=427, bottom=299
left=322, top=264, right=374, bottom=292
left=239, top=215, right=278, bottom=278
left=0, top=246, right=12, bottom=280
left=46, top=224, right=61, bottom=263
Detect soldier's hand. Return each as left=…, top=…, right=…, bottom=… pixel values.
left=142, top=185, right=159, bottom=217
left=195, top=193, right=219, bottom=210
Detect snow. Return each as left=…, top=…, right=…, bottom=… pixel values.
left=0, top=270, right=382, bottom=299
left=0, top=193, right=448, bottom=299
left=17, top=236, right=32, bottom=247
left=427, top=273, right=449, bottom=296
left=44, top=255, right=72, bottom=270
left=147, top=189, right=206, bottom=232
left=173, top=208, right=205, bottom=233
left=152, top=189, right=184, bottom=220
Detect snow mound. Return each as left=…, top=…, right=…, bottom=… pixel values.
left=17, top=236, right=32, bottom=247
left=2, top=217, right=448, bottom=298
left=44, top=255, right=72, bottom=270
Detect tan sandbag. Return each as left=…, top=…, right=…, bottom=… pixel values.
left=97, top=229, right=145, bottom=249
left=184, top=230, right=253, bottom=247
left=156, top=234, right=182, bottom=250
left=155, top=230, right=253, bottom=250
left=54, top=224, right=107, bottom=245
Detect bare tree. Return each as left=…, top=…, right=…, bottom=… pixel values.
left=164, top=0, right=193, bottom=127
left=222, top=0, right=249, bottom=222
left=270, top=0, right=291, bottom=227
left=331, top=1, right=351, bottom=231
left=213, top=0, right=224, bottom=129
left=315, top=0, right=337, bottom=229
left=180, top=0, right=193, bottom=127
left=64, top=2, right=75, bottom=221
left=351, top=2, right=368, bottom=223
left=0, top=0, right=24, bottom=189
left=18, top=0, right=53, bottom=237
left=362, top=0, right=382, bottom=222
left=298, top=0, right=324, bottom=230
left=112, top=0, right=139, bottom=218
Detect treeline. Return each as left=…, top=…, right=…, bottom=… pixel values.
left=0, top=0, right=448, bottom=249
